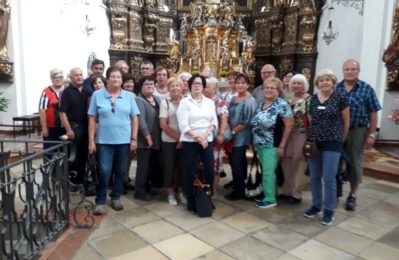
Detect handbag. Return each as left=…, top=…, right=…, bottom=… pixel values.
left=193, top=178, right=213, bottom=217
left=302, top=140, right=318, bottom=159
left=83, top=153, right=98, bottom=197
left=245, top=152, right=263, bottom=199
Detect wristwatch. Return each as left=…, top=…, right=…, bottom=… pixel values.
left=131, top=137, right=137, bottom=141
left=232, top=130, right=236, bottom=135
left=369, top=133, right=376, bottom=138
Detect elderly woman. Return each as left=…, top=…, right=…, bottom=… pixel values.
left=225, top=73, right=257, bottom=200
left=280, top=74, right=310, bottom=204
left=178, top=72, right=191, bottom=97
left=203, top=77, right=229, bottom=194
left=159, top=77, right=186, bottom=205
left=303, top=69, right=349, bottom=225
left=251, top=77, right=294, bottom=208
left=154, top=66, right=169, bottom=99
left=122, top=73, right=135, bottom=94
left=39, top=68, right=66, bottom=153
left=134, top=76, right=162, bottom=201
left=177, top=75, right=218, bottom=212
left=88, top=66, right=140, bottom=215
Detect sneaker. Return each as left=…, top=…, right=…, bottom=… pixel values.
left=255, top=200, right=277, bottom=209
left=321, top=210, right=334, bottom=225
left=94, top=205, right=105, bottom=215
left=111, top=200, right=124, bottom=211
left=168, top=194, right=178, bottom=206
left=277, top=194, right=291, bottom=200
left=345, top=194, right=356, bottom=211
left=178, top=192, right=187, bottom=204
left=303, top=206, right=321, bottom=218
left=286, top=197, right=302, bottom=205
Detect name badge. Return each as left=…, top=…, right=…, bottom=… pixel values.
left=317, top=106, right=326, bottom=110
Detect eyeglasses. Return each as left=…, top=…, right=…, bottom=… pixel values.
left=265, top=86, right=278, bottom=90
left=111, top=101, right=115, bottom=113
left=53, top=76, right=64, bottom=80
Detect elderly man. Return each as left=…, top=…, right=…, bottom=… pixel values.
left=115, top=60, right=130, bottom=74
left=134, top=60, right=154, bottom=95
left=60, top=68, right=90, bottom=186
left=335, top=59, right=382, bottom=211
left=83, top=59, right=105, bottom=96
left=252, top=64, right=277, bottom=103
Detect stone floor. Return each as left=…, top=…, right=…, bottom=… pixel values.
left=69, top=173, right=399, bottom=260
left=2, top=134, right=399, bottom=260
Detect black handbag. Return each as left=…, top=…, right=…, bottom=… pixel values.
left=83, top=153, right=98, bottom=197
left=194, top=178, right=213, bottom=217
left=245, top=153, right=263, bottom=199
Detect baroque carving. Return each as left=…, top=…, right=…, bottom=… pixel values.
left=298, top=5, right=316, bottom=53
left=0, top=0, right=13, bottom=81
left=270, top=14, right=284, bottom=54
left=142, top=9, right=159, bottom=52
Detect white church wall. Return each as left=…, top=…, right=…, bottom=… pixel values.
left=316, top=0, right=399, bottom=141
left=0, top=0, right=110, bottom=125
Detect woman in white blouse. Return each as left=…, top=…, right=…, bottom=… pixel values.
left=176, top=75, right=218, bottom=212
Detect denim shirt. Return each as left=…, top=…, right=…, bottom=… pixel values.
left=228, top=96, right=257, bottom=147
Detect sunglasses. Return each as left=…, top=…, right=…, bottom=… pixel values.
left=111, top=101, right=115, bottom=113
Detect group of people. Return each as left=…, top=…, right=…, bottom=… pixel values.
left=38, top=58, right=381, bottom=226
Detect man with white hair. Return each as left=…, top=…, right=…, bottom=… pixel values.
left=335, top=59, right=382, bottom=211
left=252, top=64, right=277, bottom=103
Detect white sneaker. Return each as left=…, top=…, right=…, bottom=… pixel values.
left=168, top=194, right=178, bottom=206
left=178, top=192, right=187, bottom=204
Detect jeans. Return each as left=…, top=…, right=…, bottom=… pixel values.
left=96, top=144, right=129, bottom=205
left=308, top=150, right=341, bottom=211
left=229, top=146, right=248, bottom=196
left=182, top=142, right=214, bottom=205
left=256, top=147, right=278, bottom=203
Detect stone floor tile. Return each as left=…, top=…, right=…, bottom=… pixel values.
left=88, top=230, right=147, bottom=258
left=356, top=188, right=390, bottom=200
left=112, top=207, right=160, bottom=228
left=220, top=236, right=284, bottom=260
left=88, top=217, right=126, bottom=240
left=279, top=214, right=327, bottom=238
left=274, top=254, right=301, bottom=260
left=356, top=202, right=399, bottom=229
left=314, top=227, right=373, bottom=255
left=190, top=222, right=245, bottom=248
left=364, top=182, right=399, bottom=194
left=338, top=217, right=391, bottom=240
left=145, top=201, right=186, bottom=217
left=253, top=224, right=309, bottom=251
left=378, top=226, right=399, bottom=249
left=376, top=180, right=399, bottom=189
left=211, top=200, right=237, bottom=220
left=289, top=239, right=355, bottom=260
left=359, top=243, right=399, bottom=260
left=194, top=250, right=235, bottom=260
left=132, top=219, right=184, bottom=243
left=335, top=195, right=378, bottom=215
left=222, top=198, right=256, bottom=211
left=385, top=194, right=399, bottom=206
left=164, top=211, right=215, bottom=231
left=153, top=233, right=214, bottom=260
left=276, top=200, right=312, bottom=213
left=72, top=244, right=102, bottom=260
left=109, top=246, right=168, bottom=260
left=247, top=206, right=293, bottom=223
left=222, top=212, right=270, bottom=233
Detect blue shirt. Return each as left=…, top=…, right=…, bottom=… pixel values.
left=228, top=96, right=257, bottom=147
left=88, top=88, right=140, bottom=144
left=336, top=80, right=382, bottom=127
left=251, top=98, right=293, bottom=148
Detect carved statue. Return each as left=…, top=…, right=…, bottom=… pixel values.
left=180, top=14, right=188, bottom=33
left=220, top=32, right=230, bottom=67
left=299, top=5, right=316, bottom=52
left=168, top=39, right=180, bottom=60
left=0, top=0, right=11, bottom=60
left=191, top=1, right=204, bottom=27
left=205, top=37, right=217, bottom=62
left=142, top=11, right=159, bottom=52
left=271, top=14, right=284, bottom=53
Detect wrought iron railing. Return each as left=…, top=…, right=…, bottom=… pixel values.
left=0, top=139, right=94, bottom=259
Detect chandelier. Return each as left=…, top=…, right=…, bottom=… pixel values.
left=321, top=3, right=339, bottom=45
